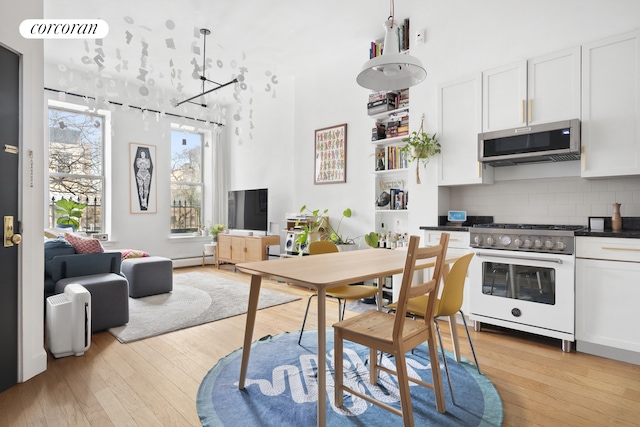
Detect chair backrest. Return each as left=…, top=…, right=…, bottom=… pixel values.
left=435, top=252, right=474, bottom=317
left=308, top=240, right=339, bottom=255
left=393, top=233, right=450, bottom=336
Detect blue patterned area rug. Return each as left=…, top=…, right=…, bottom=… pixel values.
left=197, top=330, right=503, bottom=426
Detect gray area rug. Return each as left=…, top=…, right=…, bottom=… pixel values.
left=109, top=271, right=299, bottom=343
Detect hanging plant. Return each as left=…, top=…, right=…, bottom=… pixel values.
left=400, top=115, right=440, bottom=184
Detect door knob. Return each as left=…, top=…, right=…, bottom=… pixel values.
left=4, top=216, right=21, bottom=247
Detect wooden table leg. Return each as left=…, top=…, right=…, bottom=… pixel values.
left=239, top=274, right=262, bottom=389
left=376, top=276, right=384, bottom=311
left=316, top=288, right=326, bottom=427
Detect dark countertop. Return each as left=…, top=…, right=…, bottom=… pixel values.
left=419, top=216, right=494, bottom=232
left=576, top=216, right=640, bottom=238
left=575, top=229, right=640, bottom=238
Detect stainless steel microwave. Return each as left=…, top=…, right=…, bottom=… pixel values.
left=478, top=119, right=580, bottom=167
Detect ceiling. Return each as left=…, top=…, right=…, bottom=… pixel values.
left=43, top=0, right=390, bottom=106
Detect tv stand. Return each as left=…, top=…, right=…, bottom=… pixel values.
left=216, top=234, right=280, bottom=268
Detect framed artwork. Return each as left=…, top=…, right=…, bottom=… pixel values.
left=129, top=143, right=157, bottom=214
left=314, top=123, right=347, bottom=184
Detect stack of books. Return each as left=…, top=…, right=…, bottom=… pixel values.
left=398, top=88, right=409, bottom=109
left=368, top=91, right=399, bottom=115
left=384, top=109, right=409, bottom=138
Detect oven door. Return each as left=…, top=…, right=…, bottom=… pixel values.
left=469, top=248, right=575, bottom=340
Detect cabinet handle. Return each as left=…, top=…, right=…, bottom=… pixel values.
left=478, top=162, right=481, bottom=178
left=601, top=246, right=640, bottom=252
left=581, top=145, right=586, bottom=171
left=521, top=99, right=525, bottom=123
left=528, top=99, right=532, bottom=123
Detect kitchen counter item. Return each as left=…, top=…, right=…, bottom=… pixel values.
left=577, top=216, right=640, bottom=238
left=612, top=203, right=622, bottom=231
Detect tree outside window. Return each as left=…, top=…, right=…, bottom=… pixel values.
left=48, top=107, right=104, bottom=233
left=170, top=130, right=203, bottom=233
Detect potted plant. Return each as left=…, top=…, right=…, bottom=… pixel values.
left=296, top=205, right=378, bottom=252
left=400, top=115, right=440, bottom=184
left=209, top=223, right=226, bottom=242
left=55, top=198, right=87, bottom=231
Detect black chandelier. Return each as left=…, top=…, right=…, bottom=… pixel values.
left=175, top=28, right=238, bottom=108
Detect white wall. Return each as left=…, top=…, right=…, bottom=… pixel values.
left=450, top=174, right=640, bottom=226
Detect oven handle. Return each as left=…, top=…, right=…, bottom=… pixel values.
left=475, top=251, right=564, bottom=264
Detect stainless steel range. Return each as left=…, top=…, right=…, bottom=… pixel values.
left=468, top=223, right=584, bottom=352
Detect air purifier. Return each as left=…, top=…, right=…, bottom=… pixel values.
left=46, top=284, right=91, bottom=358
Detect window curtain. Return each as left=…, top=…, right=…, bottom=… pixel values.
left=213, top=129, right=229, bottom=225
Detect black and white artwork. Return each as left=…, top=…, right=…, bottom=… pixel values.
left=130, top=143, right=156, bottom=213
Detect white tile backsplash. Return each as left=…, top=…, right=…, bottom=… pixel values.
left=449, top=176, right=640, bottom=226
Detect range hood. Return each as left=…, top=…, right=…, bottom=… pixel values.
left=478, top=119, right=581, bottom=167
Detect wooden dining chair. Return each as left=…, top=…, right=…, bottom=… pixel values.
left=388, top=252, right=480, bottom=405
left=297, top=240, right=380, bottom=345
left=333, top=234, right=450, bottom=426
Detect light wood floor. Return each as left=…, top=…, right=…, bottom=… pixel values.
left=1, top=265, right=639, bottom=426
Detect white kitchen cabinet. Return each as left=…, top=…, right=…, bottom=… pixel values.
left=482, top=47, right=580, bottom=132
left=576, top=237, right=640, bottom=364
left=438, top=74, right=494, bottom=186
left=581, top=30, right=640, bottom=178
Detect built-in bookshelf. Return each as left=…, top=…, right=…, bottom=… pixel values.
left=367, top=17, right=411, bottom=58
left=370, top=89, right=411, bottom=252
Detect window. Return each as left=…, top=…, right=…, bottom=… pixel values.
left=170, top=129, right=204, bottom=233
left=48, top=106, right=105, bottom=233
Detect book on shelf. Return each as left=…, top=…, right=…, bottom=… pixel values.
left=389, top=188, right=407, bottom=210
left=372, top=124, right=387, bottom=141
left=382, top=146, right=408, bottom=170
left=367, top=17, right=410, bottom=58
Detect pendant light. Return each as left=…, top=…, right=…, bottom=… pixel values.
left=176, top=28, right=238, bottom=107
left=356, top=1, right=426, bottom=91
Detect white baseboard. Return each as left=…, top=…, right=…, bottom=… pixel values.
left=171, top=257, right=203, bottom=268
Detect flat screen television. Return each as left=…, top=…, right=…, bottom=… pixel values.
left=228, top=188, right=268, bottom=234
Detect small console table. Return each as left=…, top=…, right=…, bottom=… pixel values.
left=216, top=234, right=280, bottom=268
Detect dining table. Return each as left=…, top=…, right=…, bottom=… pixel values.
left=235, top=247, right=458, bottom=427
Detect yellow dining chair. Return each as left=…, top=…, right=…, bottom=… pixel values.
left=297, top=240, right=379, bottom=345
left=388, top=252, right=480, bottom=404
left=333, top=234, right=450, bottom=426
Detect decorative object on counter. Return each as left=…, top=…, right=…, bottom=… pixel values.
left=590, top=218, right=605, bottom=231
left=400, top=114, right=440, bottom=184
left=612, top=203, right=622, bottom=232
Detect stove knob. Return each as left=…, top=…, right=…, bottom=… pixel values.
left=523, top=239, right=532, bottom=248
left=545, top=240, right=554, bottom=249
left=473, top=235, right=483, bottom=245
left=514, top=238, right=523, bottom=247
left=556, top=241, right=566, bottom=251
left=534, top=239, right=543, bottom=249
left=486, top=236, right=496, bottom=246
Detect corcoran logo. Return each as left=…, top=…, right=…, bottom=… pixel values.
left=19, top=19, right=109, bottom=39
